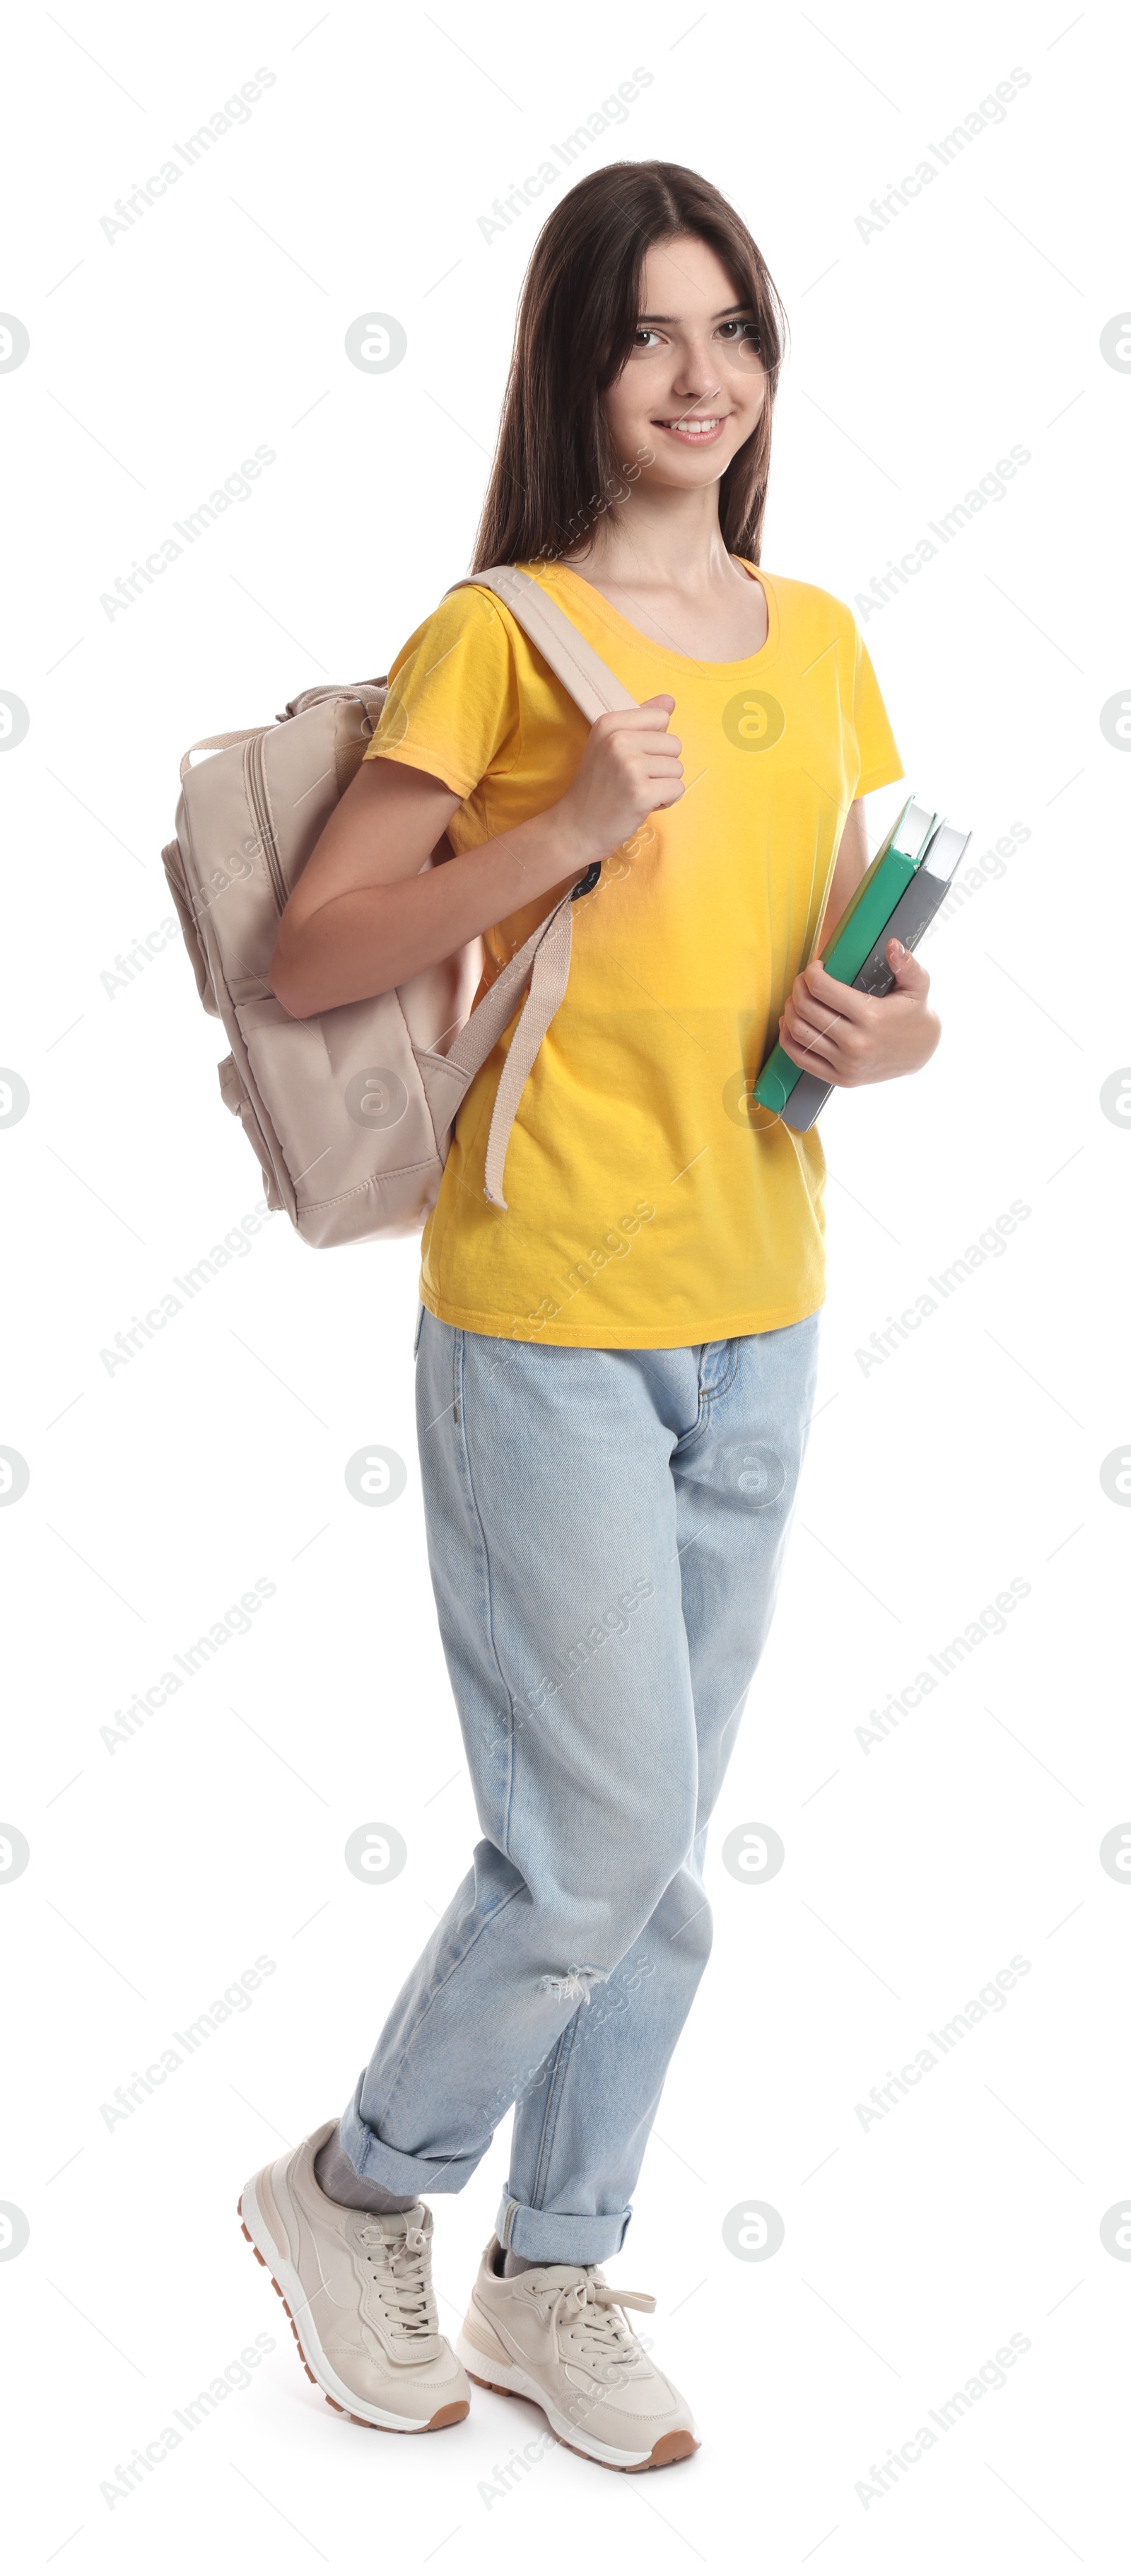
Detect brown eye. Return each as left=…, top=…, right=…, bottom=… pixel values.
left=720, top=320, right=764, bottom=366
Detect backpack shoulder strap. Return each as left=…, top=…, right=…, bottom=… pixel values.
left=433, top=564, right=638, bottom=1211
left=447, top=564, right=638, bottom=723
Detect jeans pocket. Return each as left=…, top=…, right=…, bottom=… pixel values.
left=413, top=1300, right=425, bottom=1360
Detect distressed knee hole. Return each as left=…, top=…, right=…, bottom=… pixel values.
left=538, top=1964, right=609, bottom=2005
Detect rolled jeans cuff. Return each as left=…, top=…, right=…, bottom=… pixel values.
left=496, top=2185, right=633, bottom=2266
left=339, top=2082, right=482, bottom=2198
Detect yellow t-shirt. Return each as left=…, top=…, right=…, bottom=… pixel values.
left=365, top=561, right=903, bottom=1348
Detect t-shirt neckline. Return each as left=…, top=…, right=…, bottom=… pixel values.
left=531, top=556, right=780, bottom=674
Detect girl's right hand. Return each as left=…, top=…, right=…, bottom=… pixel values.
left=552, top=696, right=683, bottom=868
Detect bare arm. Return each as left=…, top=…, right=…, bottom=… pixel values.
left=269, top=757, right=580, bottom=1019
left=814, top=796, right=869, bottom=951
left=269, top=699, right=684, bottom=1020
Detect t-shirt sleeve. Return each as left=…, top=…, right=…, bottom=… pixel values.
left=363, top=584, right=521, bottom=798
left=851, top=625, right=904, bottom=797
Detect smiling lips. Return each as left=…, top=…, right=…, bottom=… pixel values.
left=653, top=415, right=728, bottom=443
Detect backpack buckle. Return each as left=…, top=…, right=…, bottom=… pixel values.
left=570, top=863, right=602, bottom=901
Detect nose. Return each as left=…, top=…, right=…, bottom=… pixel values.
left=669, top=357, right=722, bottom=407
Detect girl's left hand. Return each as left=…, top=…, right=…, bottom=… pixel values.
left=778, top=940, right=941, bottom=1087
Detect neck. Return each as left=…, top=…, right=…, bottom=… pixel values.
left=563, top=479, right=737, bottom=593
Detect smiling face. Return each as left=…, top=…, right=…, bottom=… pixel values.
left=601, top=233, right=768, bottom=493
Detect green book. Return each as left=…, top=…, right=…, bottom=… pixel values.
left=752, top=796, right=937, bottom=1115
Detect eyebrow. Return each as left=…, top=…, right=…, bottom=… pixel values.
left=636, top=303, right=756, bottom=323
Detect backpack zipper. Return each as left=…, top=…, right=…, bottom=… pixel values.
left=245, top=732, right=288, bottom=914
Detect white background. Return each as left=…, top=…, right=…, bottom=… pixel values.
left=3, top=2, right=1128, bottom=2568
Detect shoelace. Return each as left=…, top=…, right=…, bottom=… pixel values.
left=357, top=2219, right=437, bottom=2341
left=547, top=2274, right=657, bottom=2372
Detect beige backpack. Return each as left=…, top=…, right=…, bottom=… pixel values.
left=163, top=566, right=635, bottom=1248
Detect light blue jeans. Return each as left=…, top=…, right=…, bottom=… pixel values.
left=339, top=1306, right=819, bottom=2262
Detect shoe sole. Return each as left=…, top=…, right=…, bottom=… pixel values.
left=238, top=2184, right=469, bottom=2434
left=453, top=2331, right=698, bottom=2472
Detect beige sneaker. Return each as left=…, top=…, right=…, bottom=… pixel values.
left=455, top=2238, right=699, bottom=2471
left=238, top=2119, right=469, bottom=2432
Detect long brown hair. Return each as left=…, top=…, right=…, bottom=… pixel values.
left=473, top=161, right=787, bottom=573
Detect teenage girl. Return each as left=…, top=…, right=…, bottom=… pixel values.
left=238, top=160, right=937, bottom=2473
